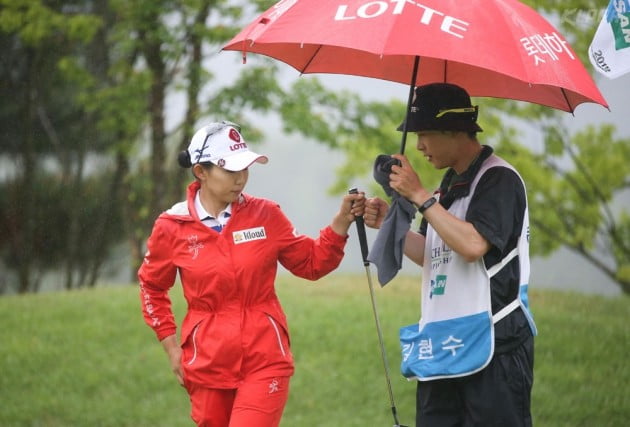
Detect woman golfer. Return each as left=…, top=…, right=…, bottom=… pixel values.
left=138, top=121, right=364, bottom=427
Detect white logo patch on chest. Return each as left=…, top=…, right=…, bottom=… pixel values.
left=232, top=227, right=267, bottom=244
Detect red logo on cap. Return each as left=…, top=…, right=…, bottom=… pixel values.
left=229, top=128, right=241, bottom=142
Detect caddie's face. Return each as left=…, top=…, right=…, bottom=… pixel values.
left=415, top=131, right=460, bottom=170
left=197, top=164, right=249, bottom=205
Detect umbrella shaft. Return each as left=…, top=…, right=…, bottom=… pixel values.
left=400, top=55, right=421, bottom=154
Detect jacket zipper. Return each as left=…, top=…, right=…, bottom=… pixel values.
left=186, top=323, right=200, bottom=366
left=267, top=315, right=287, bottom=357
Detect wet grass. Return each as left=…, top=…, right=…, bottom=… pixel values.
left=0, top=274, right=627, bottom=426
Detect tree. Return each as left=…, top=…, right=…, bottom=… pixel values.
left=486, top=0, right=630, bottom=293
left=1, top=0, right=627, bottom=295
left=488, top=103, right=630, bottom=293
left=99, top=0, right=256, bottom=277
left=0, top=0, right=121, bottom=293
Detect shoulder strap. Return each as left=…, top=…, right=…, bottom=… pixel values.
left=487, top=246, right=518, bottom=278
left=488, top=246, right=521, bottom=324
left=492, top=298, right=520, bottom=324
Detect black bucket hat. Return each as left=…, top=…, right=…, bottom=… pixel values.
left=397, top=83, right=483, bottom=133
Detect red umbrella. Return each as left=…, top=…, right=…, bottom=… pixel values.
left=221, top=3, right=607, bottom=425
left=223, top=0, right=607, bottom=116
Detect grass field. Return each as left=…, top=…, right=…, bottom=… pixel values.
left=0, top=274, right=628, bottom=426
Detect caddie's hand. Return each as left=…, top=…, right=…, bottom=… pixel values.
left=364, top=197, right=389, bottom=229
left=389, top=154, right=430, bottom=204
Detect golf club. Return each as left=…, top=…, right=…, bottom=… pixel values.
left=349, top=188, right=408, bottom=427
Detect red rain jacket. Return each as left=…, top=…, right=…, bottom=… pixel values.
left=139, top=181, right=348, bottom=388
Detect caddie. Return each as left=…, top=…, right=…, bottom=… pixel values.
left=364, top=83, right=537, bottom=427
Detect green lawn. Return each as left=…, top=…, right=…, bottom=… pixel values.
left=0, top=274, right=628, bottom=426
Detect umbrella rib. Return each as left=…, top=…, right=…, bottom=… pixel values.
left=443, top=60, right=448, bottom=82
left=560, top=88, right=575, bottom=115
left=299, top=44, right=323, bottom=74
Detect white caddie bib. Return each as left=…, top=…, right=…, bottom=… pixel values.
left=400, top=155, right=537, bottom=381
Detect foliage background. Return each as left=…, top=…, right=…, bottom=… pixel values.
left=1, top=0, right=628, bottom=295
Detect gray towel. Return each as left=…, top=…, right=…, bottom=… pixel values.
left=367, top=155, right=417, bottom=286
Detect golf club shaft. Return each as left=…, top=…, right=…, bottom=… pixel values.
left=348, top=188, right=404, bottom=426
left=363, top=264, right=404, bottom=427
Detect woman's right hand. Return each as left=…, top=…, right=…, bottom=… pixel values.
left=161, top=335, right=184, bottom=386
left=364, top=197, right=389, bottom=229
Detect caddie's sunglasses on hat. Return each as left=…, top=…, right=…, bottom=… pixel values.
left=434, top=106, right=478, bottom=118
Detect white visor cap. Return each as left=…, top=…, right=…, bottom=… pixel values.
left=188, top=123, right=268, bottom=171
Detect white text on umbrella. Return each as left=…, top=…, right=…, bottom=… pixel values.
left=335, top=1, right=469, bottom=39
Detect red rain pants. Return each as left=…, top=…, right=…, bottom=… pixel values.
left=187, top=376, right=290, bottom=427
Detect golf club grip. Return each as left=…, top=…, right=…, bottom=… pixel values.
left=348, top=188, right=370, bottom=265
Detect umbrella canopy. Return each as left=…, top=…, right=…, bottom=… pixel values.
left=222, top=0, right=607, bottom=113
